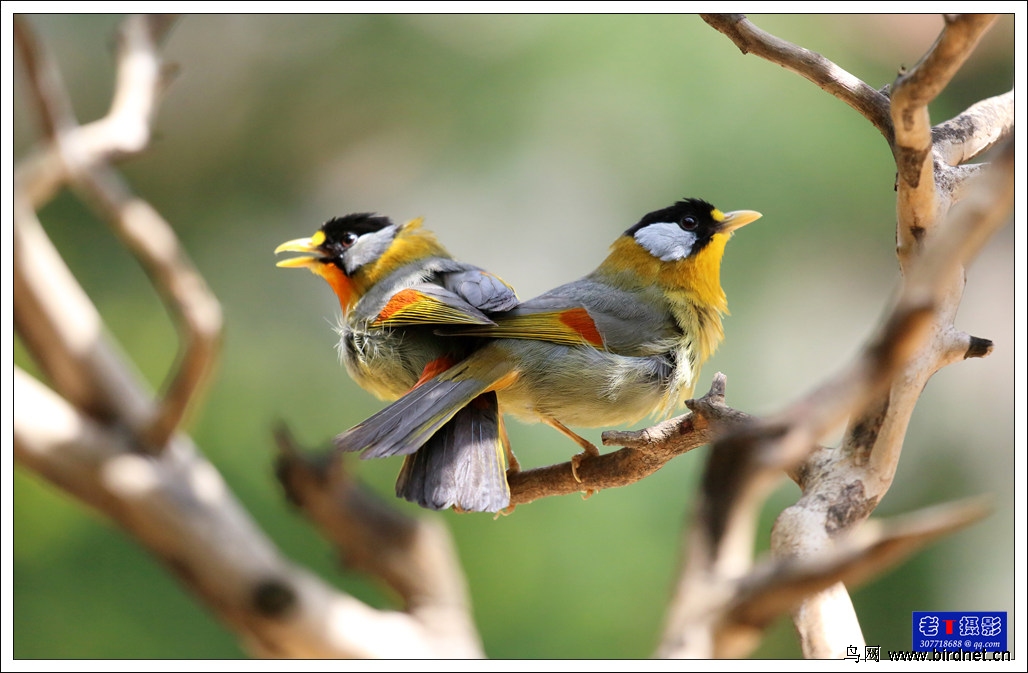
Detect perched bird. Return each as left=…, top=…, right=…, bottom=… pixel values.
left=336, top=198, right=762, bottom=508
left=275, top=213, right=519, bottom=512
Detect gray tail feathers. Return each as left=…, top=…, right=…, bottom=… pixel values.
left=394, top=392, right=510, bottom=512
left=334, top=350, right=511, bottom=459
left=334, top=376, right=490, bottom=459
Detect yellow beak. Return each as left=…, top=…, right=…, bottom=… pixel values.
left=719, top=209, right=762, bottom=234
left=275, top=236, right=321, bottom=268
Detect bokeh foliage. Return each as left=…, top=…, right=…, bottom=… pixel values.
left=13, top=14, right=1014, bottom=659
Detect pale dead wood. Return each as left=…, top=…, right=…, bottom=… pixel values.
left=14, top=188, right=155, bottom=428
left=792, top=15, right=1009, bottom=658
left=75, top=166, right=224, bottom=450
left=776, top=140, right=1012, bottom=659
left=652, top=13, right=1011, bottom=659
left=657, top=140, right=1011, bottom=659
left=892, top=14, right=998, bottom=263
left=14, top=15, right=176, bottom=208
left=16, top=15, right=220, bottom=453
left=724, top=498, right=990, bottom=655
left=933, top=91, right=1014, bottom=166
left=274, top=429, right=484, bottom=654
left=658, top=291, right=936, bottom=657
left=13, top=13, right=1011, bottom=660
left=14, top=14, right=480, bottom=658
left=701, top=13, right=893, bottom=140
left=641, top=13, right=1011, bottom=661
left=14, top=369, right=466, bottom=658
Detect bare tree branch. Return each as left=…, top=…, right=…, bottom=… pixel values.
left=13, top=14, right=77, bottom=139
left=15, top=15, right=221, bottom=452
left=892, top=15, right=998, bottom=124
left=274, top=430, right=484, bottom=655
left=14, top=14, right=488, bottom=657
left=75, top=165, right=224, bottom=450
left=892, top=14, right=997, bottom=260
left=507, top=374, right=745, bottom=506
left=657, top=281, right=941, bottom=656
left=722, top=498, right=990, bottom=657
left=653, top=10, right=1007, bottom=645
left=933, top=90, right=1014, bottom=166
left=14, top=369, right=472, bottom=658
left=14, top=14, right=1011, bottom=660
left=858, top=138, right=1011, bottom=485
left=15, top=16, right=175, bottom=208
left=14, top=196, right=154, bottom=427
left=701, top=13, right=893, bottom=140
left=657, top=140, right=1010, bottom=658
left=780, top=143, right=1011, bottom=660
left=661, top=13, right=1012, bottom=660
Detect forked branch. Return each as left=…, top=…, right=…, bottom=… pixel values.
left=15, top=14, right=221, bottom=453
left=14, top=14, right=479, bottom=657
left=661, top=13, right=1012, bottom=659
left=701, top=14, right=892, bottom=140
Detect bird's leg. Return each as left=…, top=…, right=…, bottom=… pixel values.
left=500, top=414, right=520, bottom=474
left=543, top=417, right=598, bottom=484
left=494, top=411, right=521, bottom=517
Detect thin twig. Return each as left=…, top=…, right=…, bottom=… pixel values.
left=508, top=374, right=747, bottom=507
left=658, top=139, right=1011, bottom=661
left=701, top=14, right=893, bottom=141
left=75, top=164, right=223, bottom=451
left=15, top=15, right=221, bottom=451
left=13, top=14, right=78, bottom=138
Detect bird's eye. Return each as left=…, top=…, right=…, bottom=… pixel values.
left=680, top=216, right=698, bottom=231
left=341, top=232, right=359, bottom=248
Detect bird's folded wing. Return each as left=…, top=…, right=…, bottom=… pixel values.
left=436, top=280, right=682, bottom=354
left=439, top=307, right=606, bottom=348
left=371, top=285, right=499, bottom=327
left=441, top=268, right=519, bottom=314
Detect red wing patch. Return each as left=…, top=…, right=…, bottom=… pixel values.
left=374, top=288, right=491, bottom=326
left=411, top=356, right=457, bottom=390
left=558, top=308, right=604, bottom=347
left=377, top=288, right=427, bottom=323
left=438, top=309, right=605, bottom=348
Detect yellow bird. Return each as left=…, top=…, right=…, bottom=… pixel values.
left=334, top=198, right=762, bottom=511
left=276, top=213, right=519, bottom=512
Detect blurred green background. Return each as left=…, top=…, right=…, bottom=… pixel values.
left=12, top=14, right=1015, bottom=659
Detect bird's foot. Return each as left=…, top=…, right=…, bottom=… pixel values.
left=570, top=442, right=599, bottom=483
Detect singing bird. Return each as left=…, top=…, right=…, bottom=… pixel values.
left=276, top=214, right=519, bottom=512
left=335, top=198, right=762, bottom=511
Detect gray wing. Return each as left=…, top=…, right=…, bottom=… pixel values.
left=354, top=257, right=516, bottom=327
left=440, top=266, right=519, bottom=314
left=515, top=278, right=680, bottom=356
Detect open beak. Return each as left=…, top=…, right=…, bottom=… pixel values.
left=275, top=236, right=322, bottom=268
left=718, top=209, right=762, bottom=235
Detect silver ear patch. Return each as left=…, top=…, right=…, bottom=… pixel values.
left=634, top=221, right=697, bottom=262
left=343, top=223, right=400, bottom=275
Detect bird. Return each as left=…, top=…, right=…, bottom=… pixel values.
left=334, top=198, right=762, bottom=508
left=275, top=213, right=519, bottom=512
